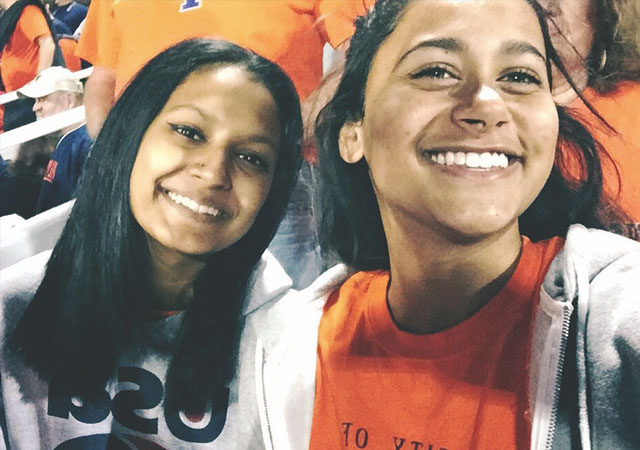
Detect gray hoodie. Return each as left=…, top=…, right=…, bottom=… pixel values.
left=0, top=249, right=292, bottom=449
left=254, top=225, right=640, bottom=449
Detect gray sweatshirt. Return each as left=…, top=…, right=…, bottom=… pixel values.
left=0, top=250, right=292, bottom=449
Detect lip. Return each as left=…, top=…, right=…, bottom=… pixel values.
left=159, top=187, right=231, bottom=223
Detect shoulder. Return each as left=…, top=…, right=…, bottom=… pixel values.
left=248, top=264, right=351, bottom=352
left=545, top=224, right=640, bottom=336
left=58, top=125, right=92, bottom=155
left=20, top=4, right=47, bottom=23
left=563, top=224, right=640, bottom=275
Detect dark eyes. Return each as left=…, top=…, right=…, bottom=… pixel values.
left=169, top=123, right=271, bottom=172
left=410, top=65, right=456, bottom=80
left=237, top=153, right=270, bottom=172
left=408, top=65, right=543, bottom=93
left=498, top=70, right=541, bottom=86
left=169, top=123, right=205, bottom=142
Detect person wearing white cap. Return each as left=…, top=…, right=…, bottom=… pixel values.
left=17, top=65, right=92, bottom=214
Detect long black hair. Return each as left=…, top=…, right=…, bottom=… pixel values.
left=315, top=0, right=632, bottom=271
left=7, top=39, right=302, bottom=413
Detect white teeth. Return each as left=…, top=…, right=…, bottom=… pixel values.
left=445, top=151, right=455, bottom=165
left=465, top=153, right=480, bottom=168
left=166, top=191, right=221, bottom=217
left=479, top=152, right=493, bottom=168
left=428, top=151, right=512, bottom=169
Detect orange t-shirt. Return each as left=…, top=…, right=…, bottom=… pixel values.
left=0, top=5, right=51, bottom=91
left=58, top=37, right=82, bottom=72
left=567, top=82, right=640, bottom=221
left=310, top=237, right=564, bottom=450
left=76, top=0, right=374, bottom=99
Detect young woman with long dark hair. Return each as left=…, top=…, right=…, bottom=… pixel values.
left=0, top=38, right=301, bottom=448
left=254, top=1, right=640, bottom=448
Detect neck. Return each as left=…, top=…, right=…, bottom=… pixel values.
left=147, top=238, right=207, bottom=311
left=385, top=221, right=522, bottom=334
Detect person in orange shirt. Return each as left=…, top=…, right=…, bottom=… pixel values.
left=540, top=0, right=640, bottom=223
left=0, top=0, right=56, bottom=130
left=57, top=34, right=81, bottom=71
left=252, top=0, right=640, bottom=448
left=76, top=0, right=374, bottom=138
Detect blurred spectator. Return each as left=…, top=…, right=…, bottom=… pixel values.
left=50, top=14, right=70, bottom=36
left=542, top=0, right=640, bottom=221
left=50, top=0, right=86, bottom=35
left=0, top=134, right=57, bottom=218
left=57, top=33, right=80, bottom=70
left=0, top=0, right=59, bottom=130
left=17, top=66, right=91, bottom=213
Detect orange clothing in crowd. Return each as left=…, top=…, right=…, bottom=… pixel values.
left=568, top=82, right=640, bottom=221
left=76, top=0, right=374, bottom=99
left=310, top=236, right=564, bottom=450
left=0, top=5, right=51, bottom=91
left=58, top=37, right=81, bottom=72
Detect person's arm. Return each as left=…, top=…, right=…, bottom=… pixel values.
left=83, top=65, right=116, bottom=138
left=36, top=35, right=55, bottom=74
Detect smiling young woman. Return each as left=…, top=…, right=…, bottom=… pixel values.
left=0, top=39, right=301, bottom=448
left=252, top=1, right=640, bottom=449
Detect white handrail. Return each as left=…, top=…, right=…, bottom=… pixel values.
left=0, top=67, right=93, bottom=106
left=0, top=105, right=86, bottom=160
left=0, top=199, right=74, bottom=270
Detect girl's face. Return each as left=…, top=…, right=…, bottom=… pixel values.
left=129, top=65, right=281, bottom=256
left=340, top=0, right=558, bottom=243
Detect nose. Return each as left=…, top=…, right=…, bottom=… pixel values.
left=32, top=99, right=42, bottom=113
left=190, top=149, right=232, bottom=190
left=451, top=85, right=510, bottom=133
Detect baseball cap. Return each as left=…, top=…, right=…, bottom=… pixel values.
left=17, top=66, right=83, bottom=99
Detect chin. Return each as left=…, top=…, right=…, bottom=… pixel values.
left=436, top=215, right=518, bottom=244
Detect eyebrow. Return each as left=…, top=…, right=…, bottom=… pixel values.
left=395, top=38, right=466, bottom=69
left=500, top=40, right=546, bottom=63
left=394, top=37, right=547, bottom=70
left=168, top=104, right=208, bottom=118
left=241, top=134, right=279, bottom=149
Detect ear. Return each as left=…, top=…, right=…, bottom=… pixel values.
left=338, top=120, right=364, bottom=164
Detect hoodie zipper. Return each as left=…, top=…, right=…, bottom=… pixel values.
left=261, top=349, right=275, bottom=450
left=544, top=304, right=572, bottom=450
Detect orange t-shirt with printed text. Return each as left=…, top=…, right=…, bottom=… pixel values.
left=76, top=0, right=375, bottom=99
left=0, top=5, right=51, bottom=91
left=310, top=237, right=564, bottom=450
left=566, top=82, right=640, bottom=222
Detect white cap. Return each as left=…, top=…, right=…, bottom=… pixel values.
left=17, top=66, right=83, bottom=99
